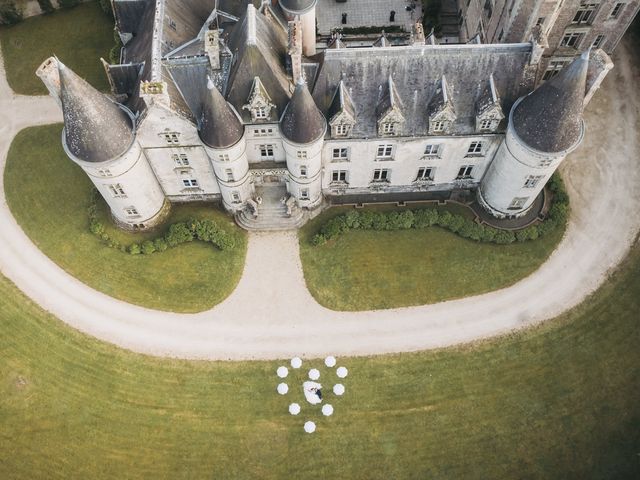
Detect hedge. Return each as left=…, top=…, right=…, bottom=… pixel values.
left=0, top=0, right=23, bottom=25
left=87, top=189, right=236, bottom=255
left=312, top=174, right=569, bottom=246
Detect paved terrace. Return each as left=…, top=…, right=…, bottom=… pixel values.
left=0, top=36, right=639, bottom=360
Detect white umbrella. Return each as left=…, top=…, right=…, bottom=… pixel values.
left=289, top=403, right=301, bottom=415
left=324, top=356, right=337, bottom=367
left=336, top=366, right=348, bottom=378
left=308, top=368, right=320, bottom=380
left=304, top=421, right=316, bottom=433
left=277, top=383, right=288, bottom=395
left=322, top=404, right=334, bottom=416
left=333, top=384, right=345, bottom=396
left=276, top=366, right=288, bottom=378
left=290, top=357, right=302, bottom=369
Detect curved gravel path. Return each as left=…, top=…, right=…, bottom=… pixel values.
left=1, top=42, right=639, bottom=361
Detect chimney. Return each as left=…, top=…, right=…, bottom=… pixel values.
left=205, top=29, right=221, bottom=70
left=410, top=22, right=425, bottom=45
left=287, top=20, right=303, bottom=82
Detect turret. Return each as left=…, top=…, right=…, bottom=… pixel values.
left=199, top=78, right=251, bottom=212
left=41, top=57, right=168, bottom=230
left=280, top=78, right=326, bottom=208
left=278, top=0, right=318, bottom=56
left=478, top=51, right=589, bottom=218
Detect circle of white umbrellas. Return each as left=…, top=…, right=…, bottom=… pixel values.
left=276, top=356, right=348, bottom=433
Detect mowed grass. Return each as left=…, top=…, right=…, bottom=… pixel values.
left=299, top=206, right=565, bottom=310
left=0, top=2, right=113, bottom=95
left=1, top=244, right=639, bottom=478
left=4, top=124, right=247, bottom=312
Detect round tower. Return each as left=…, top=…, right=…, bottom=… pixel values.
left=478, top=51, right=589, bottom=218
left=279, top=0, right=318, bottom=56
left=280, top=78, right=326, bottom=209
left=199, top=78, right=251, bottom=212
left=54, top=59, right=168, bottom=230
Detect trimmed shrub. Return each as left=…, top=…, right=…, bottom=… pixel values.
left=141, top=240, right=156, bottom=255
left=0, top=0, right=22, bottom=25
left=494, top=230, right=516, bottom=244
left=153, top=238, right=168, bottom=252
left=413, top=209, right=439, bottom=228
left=312, top=234, right=327, bottom=246
left=58, top=0, right=80, bottom=9
left=128, top=243, right=141, bottom=255
left=165, top=223, right=194, bottom=247
left=37, top=0, right=54, bottom=14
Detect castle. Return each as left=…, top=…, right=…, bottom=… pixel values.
left=35, top=0, right=637, bottom=230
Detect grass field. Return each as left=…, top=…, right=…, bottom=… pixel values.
left=4, top=124, right=247, bottom=312
left=0, top=243, right=639, bottom=478
left=0, top=2, right=113, bottom=95
left=299, top=206, right=565, bottom=310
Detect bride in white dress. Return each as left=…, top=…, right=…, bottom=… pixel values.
left=302, top=381, right=323, bottom=405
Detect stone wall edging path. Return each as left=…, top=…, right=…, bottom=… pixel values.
left=0, top=41, right=639, bottom=361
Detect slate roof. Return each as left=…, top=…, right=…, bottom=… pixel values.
left=199, top=78, right=244, bottom=148
left=280, top=80, right=326, bottom=144
left=58, top=62, right=134, bottom=163
left=312, top=44, right=534, bottom=137
left=512, top=52, right=588, bottom=153
left=327, top=80, right=355, bottom=120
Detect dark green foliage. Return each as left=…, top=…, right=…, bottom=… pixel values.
left=58, top=0, right=80, bottom=8
left=141, top=240, right=156, bottom=255
left=153, top=238, right=168, bottom=252
left=312, top=174, right=570, bottom=246
left=108, top=28, right=123, bottom=64
left=334, top=25, right=404, bottom=35
left=98, top=0, right=113, bottom=17
left=165, top=223, right=194, bottom=247
left=0, top=0, right=23, bottom=25
left=128, top=243, right=141, bottom=255
left=37, top=0, right=55, bottom=14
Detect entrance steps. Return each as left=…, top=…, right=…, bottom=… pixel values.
left=236, top=202, right=307, bottom=231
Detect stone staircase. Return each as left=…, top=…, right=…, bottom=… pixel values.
left=236, top=185, right=307, bottom=231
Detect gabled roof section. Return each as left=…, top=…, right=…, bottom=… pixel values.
left=376, top=75, right=404, bottom=120
left=513, top=51, right=589, bottom=153
left=372, top=33, right=390, bottom=48
left=476, top=74, right=503, bottom=118
left=327, top=80, right=355, bottom=123
left=58, top=61, right=134, bottom=163
left=427, top=75, right=455, bottom=119
left=327, top=35, right=346, bottom=50
left=244, top=76, right=274, bottom=108
left=199, top=77, right=244, bottom=148
left=225, top=4, right=292, bottom=122
left=280, top=79, right=326, bottom=144
left=112, top=0, right=151, bottom=35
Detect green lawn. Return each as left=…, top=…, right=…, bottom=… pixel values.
left=1, top=243, right=639, bottom=478
left=4, top=124, right=247, bottom=312
left=0, top=2, right=113, bottom=95
left=299, top=206, right=565, bottom=311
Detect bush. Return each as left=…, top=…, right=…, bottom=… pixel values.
left=413, top=209, right=439, bottom=228
left=128, top=243, right=141, bottom=255
left=141, top=240, right=156, bottom=255
left=153, top=238, right=168, bottom=252
left=57, top=0, right=80, bottom=9
left=312, top=234, right=327, bottom=246
left=99, top=0, right=113, bottom=17
left=89, top=220, right=105, bottom=236
left=37, top=0, right=54, bottom=14
left=165, top=223, right=194, bottom=247
left=0, top=0, right=23, bottom=25
left=108, top=29, right=123, bottom=64
left=494, top=230, right=516, bottom=244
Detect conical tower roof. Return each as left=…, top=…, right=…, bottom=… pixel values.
left=512, top=52, right=589, bottom=153
left=199, top=78, right=244, bottom=149
left=58, top=61, right=134, bottom=163
left=280, top=79, right=326, bottom=144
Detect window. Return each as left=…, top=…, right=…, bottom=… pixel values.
left=479, top=119, right=494, bottom=130
left=163, top=132, right=180, bottom=144
left=231, top=191, right=241, bottom=203
left=610, top=2, right=624, bottom=18
left=524, top=175, right=544, bottom=188
left=331, top=170, right=348, bottom=183
left=376, top=144, right=394, bottom=159
left=182, top=179, right=199, bottom=187
left=172, top=153, right=189, bottom=166
left=424, top=144, right=441, bottom=156
left=218, top=154, right=230, bottom=162
left=372, top=169, right=390, bottom=182
left=97, top=168, right=112, bottom=177
left=543, top=60, right=568, bottom=80
left=467, top=142, right=483, bottom=155
left=456, top=165, right=474, bottom=179
left=508, top=197, right=529, bottom=210
left=300, top=188, right=309, bottom=200
left=225, top=168, right=234, bottom=182
left=572, top=3, right=599, bottom=24
left=300, top=165, right=307, bottom=177
left=335, top=124, right=349, bottom=136
left=432, top=121, right=445, bottom=133
left=536, top=17, right=545, bottom=26
left=124, top=207, right=139, bottom=216
left=560, top=31, right=584, bottom=48
left=592, top=34, right=606, bottom=48
left=108, top=184, right=126, bottom=198
left=382, top=123, right=395, bottom=135
left=254, top=107, right=268, bottom=119
left=259, top=144, right=275, bottom=159
left=254, top=128, right=274, bottom=137
left=297, top=151, right=307, bottom=159
left=416, top=167, right=434, bottom=181
left=539, top=158, right=554, bottom=167
left=332, top=148, right=349, bottom=161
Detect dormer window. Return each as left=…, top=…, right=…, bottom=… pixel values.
left=475, top=75, right=504, bottom=133
left=334, top=123, right=350, bottom=136
left=243, top=77, right=276, bottom=123
left=382, top=123, right=396, bottom=135
left=163, top=132, right=180, bottom=144
left=431, top=121, right=445, bottom=133
left=254, top=107, right=267, bottom=119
